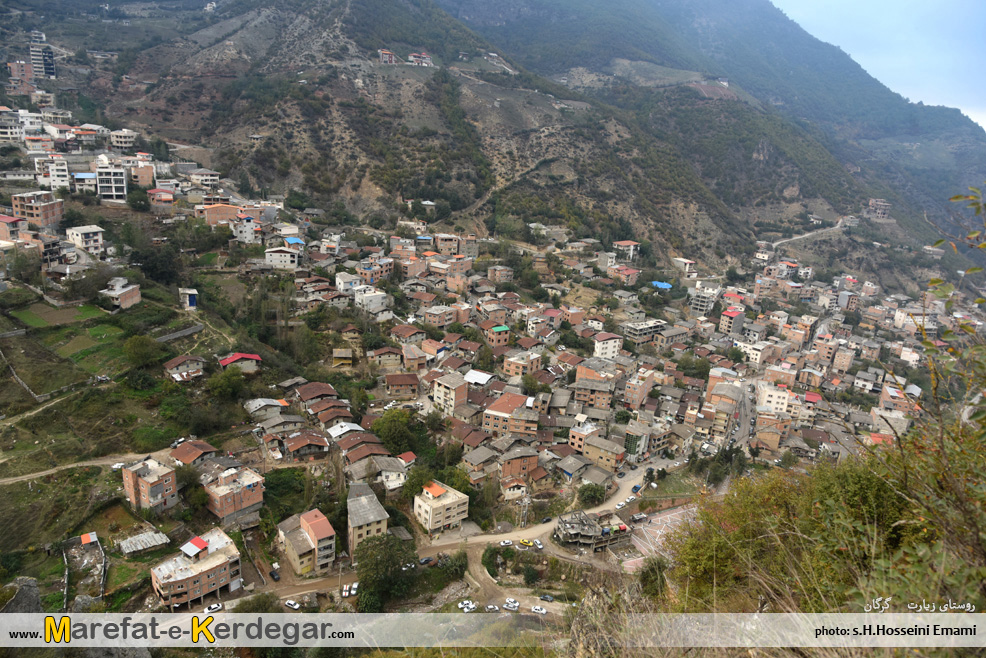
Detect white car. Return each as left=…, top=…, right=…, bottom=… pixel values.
left=615, top=502, right=626, bottom=510
left=500, top=540, right=513, bottom=546
left=533, top=539, right=543, bottom=550
left=505, top=598, right=518, bottom=606
left=531, top=606, right=547, bottom=615
left=342, top=584, right=350, bottom=598
left=486, top=604, right=500, bottom=612
left=463, top=603, right=477, bottom=613
left=351, top=582, right=359, bottom=595
left=674, top=462, right=681, bottom=467
left=204, top=603, right=222, bottom=614
left=401, top=562, right=416, bottom=571
left=504, top=602, right=520, bottom=611
left=458, top=600, right=473, bottom=609
left=625, top=495, right=636, bottom=503
left=284, top=600, right=301, bottom=610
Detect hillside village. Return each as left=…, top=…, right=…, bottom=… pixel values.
left=0, top=32, right=983, bottom=622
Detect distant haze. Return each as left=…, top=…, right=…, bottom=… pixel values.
left=770, top=0, right=986, bottom=130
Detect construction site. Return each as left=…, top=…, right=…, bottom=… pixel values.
left=553, top=510, right=633, bottom=552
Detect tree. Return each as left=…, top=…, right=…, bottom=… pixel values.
left=123, top=335, right=163, bottom=368
left=615, top=410, right=632, bottom=424
left=402, top=466, right=436, bottom=503
left=578, top=483, right=605, bottom=506
left=175, top=464, right=199, bottom=491
left=727, top=347, right=745, bottom=363
left=779, top=450, right=799, bottom=468
left=523, top=564, right=539, bottom=585
left=748, top=445, right=761, bottom=463
left=354, top=534, right=418, bottom=607
left=639, top=555, right=668, bottom=599
left=424, top=410, right=448, bottom=435
left=371, top=410, right=415, bottom=455
left=126, top=188, right=150, bottom=212
left=206, top=368, right=245, bottom=401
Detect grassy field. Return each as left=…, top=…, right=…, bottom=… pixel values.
left=9, top=303, right=104, bottom=328
left=0, top=334, right=91, bottom=394
left=195, top=252, right=218, bottom=266
left=640, top=471, right=699, bottom=498
left=0, top=466, right=106, bottom=553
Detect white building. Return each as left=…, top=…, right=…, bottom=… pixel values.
left=65, top=225, right=105, bottom=255
left=265, top=247, right=300, bottom=270
left=592, top=332, right=623, bottom=360
left=188, top=168, right=220, bottom=188
left=335, top=272, right=362, bottom=295
left=96, top=164, right=128, bottom=201
left=110, top=129, right=139, bottom=150
left=354, top=286, right=390, bottom=313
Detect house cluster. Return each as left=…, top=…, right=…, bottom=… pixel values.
left=377, top=49, right=435, bottom=67
left=3, top=31, right=57, bottom=100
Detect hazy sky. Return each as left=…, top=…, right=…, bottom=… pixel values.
left=769, top=0, right=986, bottom=130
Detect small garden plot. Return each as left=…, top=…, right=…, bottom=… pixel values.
left=0, top=334, right=90, bottom=394
left=10, top=303, right=103, bottom=327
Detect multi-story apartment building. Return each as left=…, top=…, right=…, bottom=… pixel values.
left=11, top=191, right=63, bottom=229
left=434, top=233, right=460, bottom=255
left=719, top=309, right=744, bottom=334
left=487, top=265, right=514, bottom=284
left=624, top=367, right=657, bottom=410
left=96, top=164, right=128, bottom=201
left=433, top=372, right=467, bottom=416
left=423, top=305, right=455, bottom=329
left=414, top=480, right=469, bottom=535
left=622, top=319, right=665, bottom=345
left=502, top=351, right=541, bottom=378
left=583, top=435, right=625, bottom=472
left=347, top=483, right=390, bottom=561
left=479, top=320, right=510, bottom=347
left=499, top=447, right=539, bottom=480
left=568, top=416, right=602, bottom=453
left=122, top=457, right=177, bottom=514
left=151, top=528, right=241, bottom=608
left=203, top=467, right=265, bottom=525
left=482, top=392, right=530, bottom=437
left=65, top=225, right=105, bottom=255
left=593, top=332, right=623, bottom=359
left=265, top=247, right=301, bottom=270
left=278, top=509, right=336, bottom=576
left=110, top=128, right=138, bottom=150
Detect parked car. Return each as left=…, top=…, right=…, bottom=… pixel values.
left=486, top=604, right=499, bottom=612
left=500, top=540, right=513, bottom=546
left=626, top=495, right=636, bottom=503
left=632, top=484, right=642, bottom=494
left=519, top=539, right=534, bottom=547
left=505, top=598, right=518, bottom=605
left=629, top=464, right=638, bottom=471
left=419, top=557, right=433, bottom=565
left=616, top=471, right=627, bottom=479
left=531, top=606, right=547, bottom=615
left=351, top=582, right=359, bottom=595
left=268, top=570, right=280, bottom=582
left=204, top=603, right=223, bottom=614
left=541, top=517, right=552, bottom=524
left=284, top=600, right=301, bottom=610
left=458, top=600, right=473, bottom=609
left=342, top=584, right=350, bottom=597
left=615, top=502, right=626, bottom=510
left=540, top=595, right=554, bottom=602
left=402, top=562, right=416, bottom=571
left=504, top=601, right=520, bottom=611
left=463, top=602, right=477, bottom=613
left=534, top=539, right=544, bottom=550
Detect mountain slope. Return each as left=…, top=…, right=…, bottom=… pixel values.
left=436, top=0, right=986, bottom=248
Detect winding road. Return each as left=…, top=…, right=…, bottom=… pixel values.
left=771, top=218, right=844, bottom=249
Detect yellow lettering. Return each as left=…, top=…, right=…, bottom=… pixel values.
left=192, top=616, right=215, bottom=644
left=45, top=616, right=70, bottom=643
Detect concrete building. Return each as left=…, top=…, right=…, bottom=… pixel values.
left=203, top=466, right=265, bottom=526
left=582, top=435, right=626, bottom=472
left=433, top=371, right=467, bottom=416
left=65, top=225, right=104, bottom=255
left=347, top=483, right=389, bottom=561
left=151, top=528, right=242, bottom=608
left=110, top=128, right=139, bottom=150
left=96, top=164, right=128, bottom=201
left=593, top=332, right=623, bottom=359
left=122, top=457, right=177, bottom=514
left=99, top=277, right=141, bottom=309
left=265, top=247, right=301, bottom=270
left=413, top=480, right=469, bottom=535
left=277, top=509, right=336, bottom=576
left=11, top=191, right=63, bottom=229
